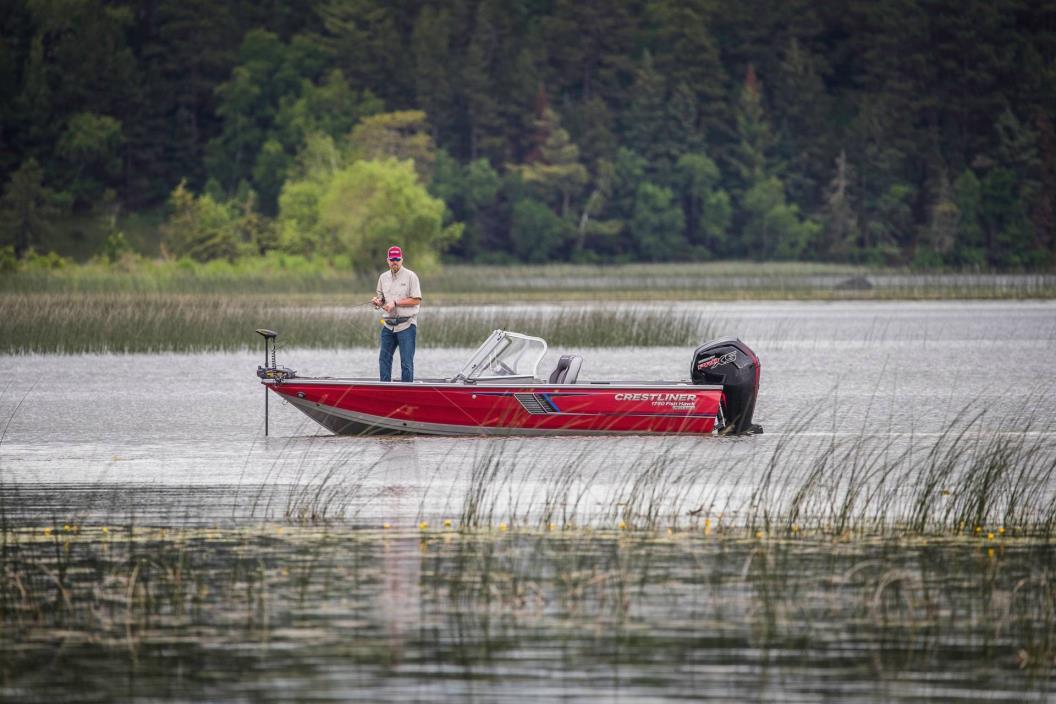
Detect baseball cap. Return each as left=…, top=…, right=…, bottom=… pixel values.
left=387, top=246, right=402, bottom=260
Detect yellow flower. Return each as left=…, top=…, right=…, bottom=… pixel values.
left=382, top=523, right=391, bottom=529
left=101, top=526, right=110, bottom=535
left=618, top=521, right=626, bottom=530
left=547, top=523, right=555, bottom=532
left=755, top=530, right=765, bottom=540
left=42, top=527, right=52, bottom=536
left=987, top=532, right=995, bottom=541
left=443, top=519, right=453, bottom=528
left=498, top=522, right=508, bottom=532
left=418, top=521, right=428, bottom=531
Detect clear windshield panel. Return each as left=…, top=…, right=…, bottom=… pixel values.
left=460, top=330, right=548, bottom=380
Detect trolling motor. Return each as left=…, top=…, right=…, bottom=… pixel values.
left=255, top=329, right=296, bottom=436
left=690, top=337, right=763, bottom=435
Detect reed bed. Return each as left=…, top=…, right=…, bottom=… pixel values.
left=427, top=405, right=1056, bottom=539
left=2, top=403, right=1055, bottom=699
left=0, top=293, right=721, bottom=353
left=1, top=522, right=1054, bottom=701
left=4, top=261, right=1055, bottom=298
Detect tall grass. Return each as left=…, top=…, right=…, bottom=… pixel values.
left=1, top=400, right=1055, bottom=699
left=0, top=293, right=721, bottom=353
left=4, top=259, right=1056, bottom=298
left=1, top=521, right=1054, bottom=701
left=425, top=402, right=1056, bottom=538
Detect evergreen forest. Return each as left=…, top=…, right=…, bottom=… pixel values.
left=2, top=0, right=1055, bottom=270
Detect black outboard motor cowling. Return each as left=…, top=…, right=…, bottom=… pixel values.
left=691, top=337, right=762, bottom=435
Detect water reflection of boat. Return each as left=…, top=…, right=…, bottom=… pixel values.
left=256, top=329, right=762, bottom=437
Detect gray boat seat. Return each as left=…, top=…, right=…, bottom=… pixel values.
left=548, top=355, right=583, bottom=384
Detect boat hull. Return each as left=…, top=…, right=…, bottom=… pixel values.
left=269, top=380, right=725, bottom=437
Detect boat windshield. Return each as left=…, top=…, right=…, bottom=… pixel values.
left=458, top=330, right=548, bottom=380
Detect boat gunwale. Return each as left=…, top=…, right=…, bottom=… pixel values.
left=264, top=378, right=724, bottom=390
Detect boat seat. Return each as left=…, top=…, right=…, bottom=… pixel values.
left=548, top=355, right=583, bottom=384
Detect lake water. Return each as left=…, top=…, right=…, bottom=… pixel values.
left=2, top=300, right=1054, bottom=526
left=2, top=300, right=1055, bottom=702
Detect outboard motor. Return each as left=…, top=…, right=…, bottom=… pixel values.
left=691, top=337, right=762, bottom=435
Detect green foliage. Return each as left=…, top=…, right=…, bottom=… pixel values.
left=346, top=111, right=437, bottom=181
left=274, top=70, right=381, bottom=149
left=510, top=198, right=571, bottom=263
left=56, top=112, right=123, bottom=204
left=279, top=158, right=460, bottom=271
left=430, top=152, right=507, bottom=262
left=1, top=0, right=1054, bottom=270
left=731, top=66, right=778, bottom=190
left=205, top=30, right=380, bottom=214
left=675, top=153, right=731, bottom=255
left=862, top=183, right=915, bottom=264
left=0, top=158, right=65, bottom=258
left=817, top=151, right=859, bottom=261
left=630, top=183, right=686, bottom=260
left=102, top=231, right=131, bottom=263
left=515, top=107, right=589, bottom=219
left=741, top=177, right=819, bottom=260
left=981, top=167, right=1034, bottom=268
left=952, top=170, right=986, bottom=267
left=160, top=181, right=242, bottom=262
left=0, top=246, right=17, bottom=273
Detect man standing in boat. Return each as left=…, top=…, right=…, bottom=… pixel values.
left=372, top=245, right=422, bottom=382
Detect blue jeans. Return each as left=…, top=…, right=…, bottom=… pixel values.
left=379, top=324, right=416, bottom=382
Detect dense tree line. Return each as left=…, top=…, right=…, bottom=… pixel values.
left=1, top=0, right=1055, bottom=268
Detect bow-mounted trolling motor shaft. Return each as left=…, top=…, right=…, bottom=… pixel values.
left=256, top=329, right=297, bottom=436
left=255, top=328, right=296, bottom=381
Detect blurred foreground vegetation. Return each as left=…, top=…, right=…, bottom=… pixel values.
left=1, top=525, right=1053, bottom=702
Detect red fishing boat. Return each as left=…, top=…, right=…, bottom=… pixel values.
left=256, top=329, right=762, bottom=437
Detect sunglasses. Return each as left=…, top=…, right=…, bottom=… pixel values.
left=388, top=257, right=402, bottom=262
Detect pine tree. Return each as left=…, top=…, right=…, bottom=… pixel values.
left=310, top=0, right=407, bottom=104
left=818, top=150, right=859, bottom=261
left=622, top=52, right=668, bottom=169
left=675, top=153, right=731, bottom=256
left=730, top=65, right=777, bottom=192
left=514, top=106, right=589, bottom=219
left=0, top=158, right=63, bottom=258
left=541, top=0, right=637, bottom=103
left=644, top=0, right=728, bottom=142
left=412, top=7, right=456, bottom=145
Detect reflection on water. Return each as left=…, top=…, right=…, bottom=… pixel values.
left=2, top=300, right=1056, bottom=701
left=1, top=527, right=1053, bottom=702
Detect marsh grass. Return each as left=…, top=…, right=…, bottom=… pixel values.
left=438, top=403, right=1056, bottom=539
left=1, top=520, right=1054, bottom=701
left=2, top=390, right=1055, bottom=698
left=5, top=260, right=1056, bottom=298
left=0, top=293, right=721, bottom=353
